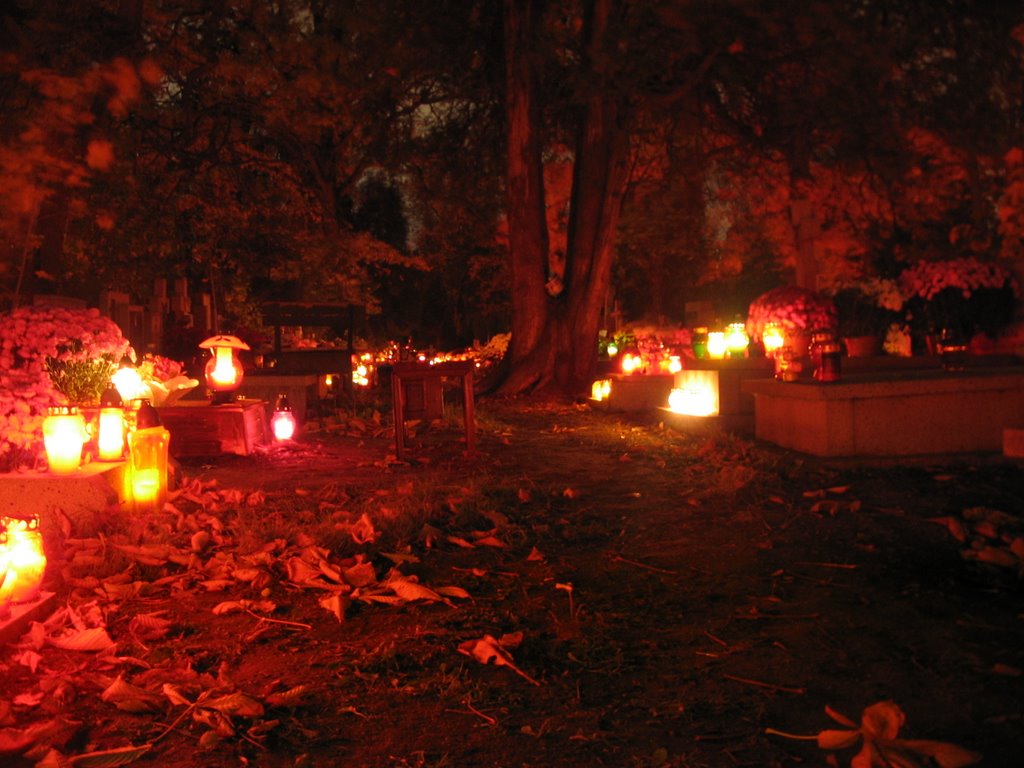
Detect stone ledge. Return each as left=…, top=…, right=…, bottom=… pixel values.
left=0, top=462, right=128, bottom=537
left=589, top=374, right=674, bottom=412
left=743, top=366, right=1024, bottom=457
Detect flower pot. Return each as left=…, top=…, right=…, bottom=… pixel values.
left=843, top=335, right=882, bottom=357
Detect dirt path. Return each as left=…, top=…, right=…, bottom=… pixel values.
left=3, top=398, right=1022, bottom=767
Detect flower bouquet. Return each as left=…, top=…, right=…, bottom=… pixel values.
left=0, top=304, right=133, bottom=471
left=746, top=286, right=838, bottom=344
left=137, top=353, right=198, bottom=407
left=899, top=257, right=1020, bottom=341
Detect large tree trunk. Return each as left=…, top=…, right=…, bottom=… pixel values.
left=497, top=0, right=629, bottom=398
left=498, top=0, right=550, bottom=393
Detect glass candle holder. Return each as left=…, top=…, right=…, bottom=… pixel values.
left=42, top=406, right=87, bottom=474
left=127, top=426, right=170, bottom=513
left=97, top=384, right=126, bottom=461
left=0, top=516, right=46, bottom=605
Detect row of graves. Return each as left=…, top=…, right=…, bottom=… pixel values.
left=0, top=295, right=484, bottom=642
left=590, top=288, right=1024, bottom=461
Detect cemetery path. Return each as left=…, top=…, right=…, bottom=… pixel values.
left=3, top=397, right=1023, bottom=768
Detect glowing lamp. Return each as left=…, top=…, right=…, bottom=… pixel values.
left=271, top=395, right=297, bottom=441
left=620, top=352, right=643, bottom=374
left=667, top=370, right=720, bottom=417
left=111, top=361, right=147, bottom=402
left=591, top=379, right=612, bottom=401
left=42, top=406, right=87, bottom=474
left=706, top=332, right=727, bottom=360
left=606, top=343, right=619, bottom=358
left=97, top=384, right=126, bottom=461
left=761, top=323, right=785, bottom=357
left=725, top=323, right=749, bottom=357
left=0, top=516, right=46, bottom=605
left=127, top=401, right=170, bottom=514
left=199, top=334, right=250, bottom=404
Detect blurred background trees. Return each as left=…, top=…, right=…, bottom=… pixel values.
left=1, top=0, right=1021, bottom=393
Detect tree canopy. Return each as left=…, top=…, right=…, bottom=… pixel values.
left=1, top=0, right=1021, bottom=394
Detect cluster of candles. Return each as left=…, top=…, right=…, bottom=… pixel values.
left=6, top=336, right=308, bottom=616
left=693, top=322, right=751, bottom=360
left=42, top=390, right=171, bottom=515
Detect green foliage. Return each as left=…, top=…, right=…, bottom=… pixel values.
left=832, top=288, right=902, bottom=339
left=43, top=355, right=119, bottom=405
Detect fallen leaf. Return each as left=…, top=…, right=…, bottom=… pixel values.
left=380, top=552, right=420, bottom=565
left=48, top=628, right=115, bottom=653
left=974, top=547, right=1017, bottom=568
left=318, top=593, right=350, bottom=622
left=201, top=692, right=264, bottom=718
left=472, top=536, right=505, bottom=548
left=101, top=676, right=164, bottom=714
left=458, top=634, right=539, bottom=686
left=14, top=650, right=43, bottom=674
left=350, top=513, right=377, bottom=544
left=67, top=743, right=152, bottom=766
left=128, top=613, right=172, bottom=641
left=435, top=585, right=472, bottom=600
left=265, top=685, right=314, bottom=708
left=387, top=573, right=444, bottom=603
left=342, top=560, right=377, bottom=588
left=161, top=684, right=192, bottom=708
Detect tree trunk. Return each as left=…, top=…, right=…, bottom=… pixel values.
left=497, top=0, right=629, bottom=398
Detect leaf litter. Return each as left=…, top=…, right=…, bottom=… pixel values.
left=1, top=401, right=1021, bottom=766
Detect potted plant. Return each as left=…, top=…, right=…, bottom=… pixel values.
left=899, top=257, right=1020, bottom=353
left=830, top=278, right=904, bottom=356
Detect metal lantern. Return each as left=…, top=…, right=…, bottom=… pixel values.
left=42, top=406, right=87, bottom=474
left=0, top=516, right=46, bottom=606
left=97, top=383, right=126, bottom=461
left=199, top=334, right=250, bottom=404
left=271, top=394, right=297, bottom=441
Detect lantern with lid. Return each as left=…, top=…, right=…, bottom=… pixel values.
left=0, top=516, right=46, bottom=606
left=271, top=394, right=297, bottom=441
left=42, top=406, right=88, bottom=474
left=127, top=400, right=170, bottom=513
left=96, top=383, right=126, bottom=461
left=199, top=334, right=250, bottom=404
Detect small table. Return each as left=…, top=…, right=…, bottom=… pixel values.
left=391, top=361, right=476, bottom=460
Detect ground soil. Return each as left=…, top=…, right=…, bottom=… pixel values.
left=3, top=396, right=1023, bottom=767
